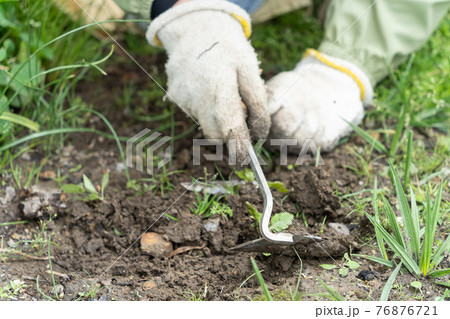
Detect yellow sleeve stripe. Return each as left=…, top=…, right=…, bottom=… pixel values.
left=303, top=49, right=365, bottom=101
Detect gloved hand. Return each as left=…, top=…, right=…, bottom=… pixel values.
left=146, top=0, right=270, bottom=164
left=267, top=49, right=374, bottom=152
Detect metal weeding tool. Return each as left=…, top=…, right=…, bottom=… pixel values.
left=231, top=146, right=322, bottom=253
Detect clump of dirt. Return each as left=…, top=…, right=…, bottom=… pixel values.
left=289, top=167, right=342, bottom=218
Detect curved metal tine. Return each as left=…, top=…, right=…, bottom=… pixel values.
left=247, top=145, right=294, bottom=244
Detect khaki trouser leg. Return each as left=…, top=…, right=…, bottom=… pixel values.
left=318, top=0, right=450, bottom=85
left=251, top=0, right=312, bottom=23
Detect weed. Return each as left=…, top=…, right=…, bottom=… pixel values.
left=207, top=201, right=233, bottom=220
left=380, top=262, right=403, bottom=301
left=61, top=172, right=109, bottom=201
left=0, top=280, right=27, bottom=300
left=250, top=257, right=272, bottom=301
left=317, top=277, right=345, bottom=301
left=245, top=201, right=294, bottom=232
left=127, top=167, right=182, bottom=197
left=435, top=289, right=449, bottom=301
left=182, top=283, right=208, bottom=301
left=362, top=162, right=449, bottom=278
left=286, top=249, right=303, bottom=301
left=234, top=168, right=255, bottom=183
left=190, top=191, right=218, bottom=216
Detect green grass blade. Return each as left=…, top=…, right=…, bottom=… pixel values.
left=420, top=182, right=443, bottom=275
left=0, top=112, right=40, bottom=132
left=353, top=254, right=394, bottom=268
left=431, top=235, right=450, bottom=267
left=381, top=196, right=406, bottom=249
left=389, top=160, right=419, bottom=259
left=435, top=281, right=450, bottom=289
left=409, top=187, right=421, bottom=260
left=372, top=177, right=388, bottom=260
left=380, top=262, right=402, bottom=301
left=403, top=130, right=413, bottom=189
left=427, top=268, right=450, bottom=278
left=317, top=278, right=344, bottom=301
left=250, top=257, right=272, bottom=301
left=344, top=120, right=388, bottom=154
left=101, top=172, right=109, bottom=199
left=364, top=212, right=420, bottom=275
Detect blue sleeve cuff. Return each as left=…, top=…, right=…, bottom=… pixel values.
left=150, top=0, right=179, bottom=19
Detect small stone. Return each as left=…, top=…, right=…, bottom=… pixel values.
left=307, top=217, right=316, bottom=226
left=203, top=217, right=220, bottom=232
left=143, top=280, right=157, bottom=291
left=356, top=270, right=376, bottom=281
left=10, top=233, right=21, bottom=240
left=115, top=162, right=125, bottom=171
left=55, top=284, right=64, bottom=298
left=355, top=290, right=368, bottom=299
left=112, top=266, right=127, bottom=276
left=20, top=197, right=42, bottom=218
left=329, top=223, right=350, bottom=236
left=140, top=233, right=173, bottom=258
left=40, top=171, right=56, bottom=180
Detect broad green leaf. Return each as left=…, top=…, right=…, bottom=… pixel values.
left=235, top=168, right=255, bottom=183
left=246, top=201, right=261, bottom=224
left=319, top=264, right=337, bottom=270
left=61, top=184, right=86, bottom=194
left=83, top=174, right=97, bottom=194
left=268, top=181, right=289, bottom=193
left=344, top=253, right=360, bottom=270
left=411, top=281, right=422, bottom=289
left=270, top=212, right=293, bottom=232
left=339, top=267, right=349, bottom=277
left=101, top=172, right=109, bottom=198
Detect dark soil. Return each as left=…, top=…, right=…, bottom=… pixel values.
left=0, top=53, right=447, bottom=301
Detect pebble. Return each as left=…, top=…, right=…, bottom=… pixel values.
left=203, top=218, right=220, bottom=232
left=115, top=162, right=125, bottom=171
left=143, top=280, right=157, bottom=291
left=140, top=233, right=173, bottom=258
left=55, top=284, right=65, bottom=298
left=356, top=270, right=376, bottom=281
left=329, top=223, right=350, bottom=236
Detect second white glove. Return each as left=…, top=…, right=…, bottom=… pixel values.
left=267, top=49, right=373, bottom=152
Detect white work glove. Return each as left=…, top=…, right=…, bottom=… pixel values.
left=146, top=0, right=270, bottom=164
left=267, top=49, right=374, bottom=152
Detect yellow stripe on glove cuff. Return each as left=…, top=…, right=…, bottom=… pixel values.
left=154, top=12, right=251, bottom=47
left=303, top=49, right=365, bottom=101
